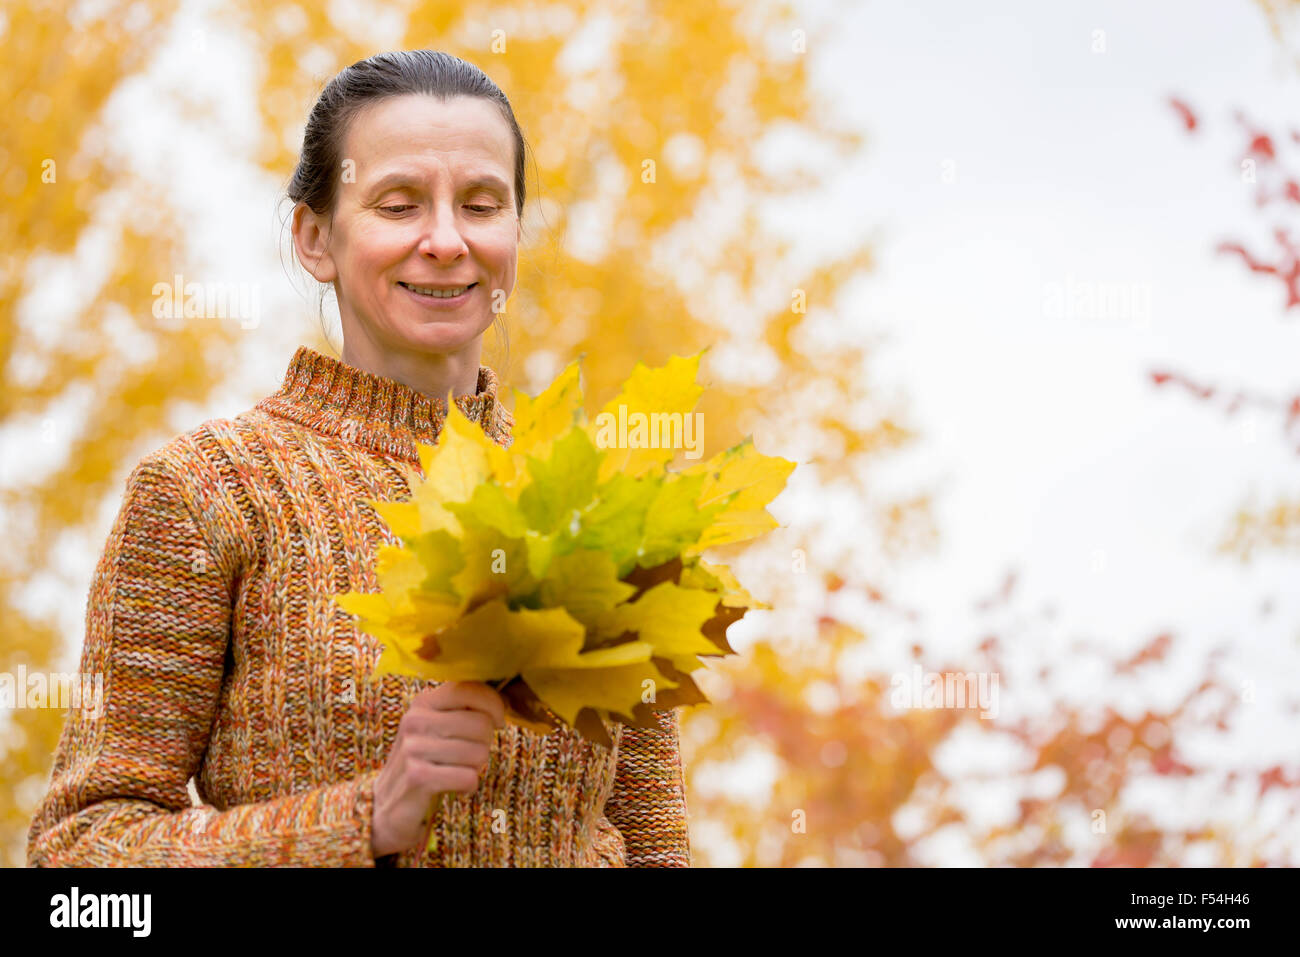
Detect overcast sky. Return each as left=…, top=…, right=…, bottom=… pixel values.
left=787, top=0, right=1300, bottom=861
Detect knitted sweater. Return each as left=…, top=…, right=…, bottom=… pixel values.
left=27, top=345, right=692, bottom=868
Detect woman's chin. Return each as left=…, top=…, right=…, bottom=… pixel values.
left=393, top=318, right=491, bottom=354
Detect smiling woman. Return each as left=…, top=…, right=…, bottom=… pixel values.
left=26, top=50, right=692, bottom=869
left=288, top=60, right=526, bottom=401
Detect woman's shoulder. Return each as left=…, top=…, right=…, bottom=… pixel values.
left=131, top=411, right=258, bottom=481
left=134, top=394, right=312, bottom=477
left=120, top=413, right=269, bottom=552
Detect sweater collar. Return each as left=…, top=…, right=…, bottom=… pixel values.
left=255, top=345, right=514, bottom=462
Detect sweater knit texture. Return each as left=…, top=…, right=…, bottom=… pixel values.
left=27, top=344, right=692, bottom=867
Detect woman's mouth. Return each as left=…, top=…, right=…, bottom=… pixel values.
left=398, top=281, right=478, bottom=305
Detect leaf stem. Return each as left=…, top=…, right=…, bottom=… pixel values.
left=424, top=792, right=445, bottom=855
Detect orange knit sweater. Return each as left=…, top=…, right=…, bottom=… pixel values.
left=27, top=345, right=692, bottom=867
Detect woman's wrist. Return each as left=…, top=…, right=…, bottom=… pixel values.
left=371, top=818, right=396, bottom=858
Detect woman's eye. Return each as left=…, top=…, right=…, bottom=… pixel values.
left=382, top=204, right=496, bottom=214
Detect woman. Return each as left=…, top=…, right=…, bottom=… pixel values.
left=26, top=50, right=691, bottom=868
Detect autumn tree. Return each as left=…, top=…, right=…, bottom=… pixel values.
left=0, top=0, right=884, bottom=867
left=0, top=0, right=245, bottom=863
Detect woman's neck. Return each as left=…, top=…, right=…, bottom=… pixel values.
left=340, top=329, right=484, bottom=403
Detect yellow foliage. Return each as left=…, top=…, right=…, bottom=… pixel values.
left=334, top=354, right=795, bottom=747
left=5, top=0, right=899, bottom=869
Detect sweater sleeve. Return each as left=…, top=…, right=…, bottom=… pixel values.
left=603, top=707, right=692, bottom=867
left=26, top=455, right=381, bottom=867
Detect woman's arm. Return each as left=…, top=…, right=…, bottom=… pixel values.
left=603, top=707, right=692, bottom=867
left=26, top=454, right=382, bottom=867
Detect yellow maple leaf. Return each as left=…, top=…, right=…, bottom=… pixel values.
left=413, top=598, right=658, bottom=722
left=537, top=548, right=637, bottom=629
left=592, top=580, right=722, bottom=673
left=680, top=557, right=770, bottom=610
left=508, top=357, right=584, bottom=464
left=525, top=657, right=676, bottom=727
left=588, top=352, right=706, bottom=483
left=681, top=436, right=796, bottom=553
left=416, top=402, right=496, bottom=497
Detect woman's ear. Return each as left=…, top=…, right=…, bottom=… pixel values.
left=292, top=203, right=338, bottom=283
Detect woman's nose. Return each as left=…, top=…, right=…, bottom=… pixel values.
left=416, top=207, right=469, bottom=259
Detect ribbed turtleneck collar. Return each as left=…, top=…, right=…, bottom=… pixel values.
left=255, top=345, right=514, bottom=462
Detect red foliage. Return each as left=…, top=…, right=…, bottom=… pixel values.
left=1172, top=101, right=1300, bottom=306
left=1117, top=633, right=1172, bottom=673
left=1168, top=96, right=1198, bottom=132
left=690, top=579, right=1295, bottom=865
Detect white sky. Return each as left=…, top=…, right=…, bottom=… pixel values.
left=813, top=0, right=1300, bottom=697
left=774, top=0, right=1300, bottom=862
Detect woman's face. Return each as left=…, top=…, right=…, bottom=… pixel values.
left=294, top=93, right=520, bottom=360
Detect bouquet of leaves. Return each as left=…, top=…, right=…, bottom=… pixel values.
left=333, top=352, right=794, bottom=754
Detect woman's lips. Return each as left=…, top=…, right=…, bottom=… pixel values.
left=399, top=281, right=478, bottom=306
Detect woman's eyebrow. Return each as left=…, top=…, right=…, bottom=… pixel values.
left=462, top=173, right=510, bottom=194
left=364, top=170, right=510, bottom=195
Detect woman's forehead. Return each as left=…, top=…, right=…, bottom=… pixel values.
left=346, top=95, right=512, bottom=156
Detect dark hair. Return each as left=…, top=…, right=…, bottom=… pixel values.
left=281, top=50, right=530, bottom=370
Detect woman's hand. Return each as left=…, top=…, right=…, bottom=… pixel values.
left=370, top=680, right=506, bottom=859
